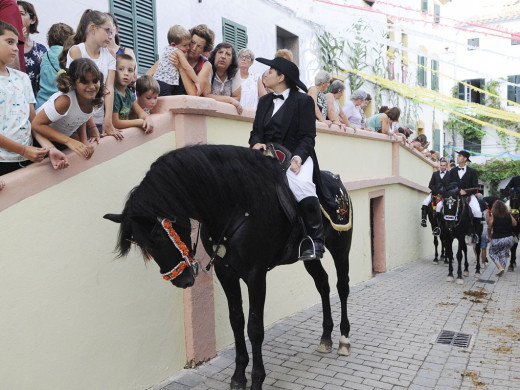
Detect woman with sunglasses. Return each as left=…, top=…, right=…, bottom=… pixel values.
left=17, top=1, right=46, bottom=95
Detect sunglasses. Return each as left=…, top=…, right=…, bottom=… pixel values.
left=95, top=25, right=114, bottom=37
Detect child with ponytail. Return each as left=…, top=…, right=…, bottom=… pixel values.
left=63, top=9, right=121, bottom=141
left=32, top=58, right=106, bottom=168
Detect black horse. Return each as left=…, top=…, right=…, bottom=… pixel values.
left=440, top=186, right=482, bottom=284
left=103, top=145, right=353, bottom=390
left=509, top=188, right=520, bottom=271
left=426, top=194, right=445, bottom=264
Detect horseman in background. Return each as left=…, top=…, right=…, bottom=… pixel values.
left=249, top=56, right=325, bottom=261
left=421, top=157, right=449, bottom=235
left=436, top=150, right=482, bottom=243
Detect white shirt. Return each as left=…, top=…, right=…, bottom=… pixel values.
left=439, top=170, right=446, bottom=178
left=271, top=88, right=290, bottom=117
left=36, top=90, right=99, bottom=137
left=0, top=68, right=35, bottom=162
left=457, top=165, right=466, bottom=179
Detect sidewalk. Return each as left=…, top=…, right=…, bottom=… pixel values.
left=156, top=250, right=520, bottom=390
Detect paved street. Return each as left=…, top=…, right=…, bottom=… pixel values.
left=157, top=250, right=520, bottom=390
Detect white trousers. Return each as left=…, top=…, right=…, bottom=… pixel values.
left=422, top=194, right=432, bottom=206
left=436, top=194, right=482, bottom=218
left=286, top=157, right=317, bottom=202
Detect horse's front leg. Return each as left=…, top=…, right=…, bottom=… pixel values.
left=509, top=241, right=518, bottom=271
left=474, top=233, right=482, bottom=277
left=433, top=235, right=439, bottom=264
left=463, top=239, right=470, bottom=277
left=456, top=240, right=465, bottom=284
left=214, top=263, right=248, bottom=390
left=246, top=271, right=267, bottom=390
left=445, top=237, right=454, bottom=281
left=303, top=260, right=333, bottom=353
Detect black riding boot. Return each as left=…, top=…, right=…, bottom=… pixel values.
left=472, top=217, right=482, bottom=243
left=298, top=196, right=325, bottom=261
left=466, top=217, right=481, bottom=245
left=421, top=205, right=427, bottom=227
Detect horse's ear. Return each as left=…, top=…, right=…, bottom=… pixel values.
left=104, top=213, right=123, bottom=224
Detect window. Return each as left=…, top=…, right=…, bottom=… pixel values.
left=431, top=59, right=439, bottom=91
left=434, top=4, right=440, bottom=23
left=468, top=38, right=479, bottom=50
left=222, top=18, right=247, bottom=52
left=433, top=128, right=440, bottom=151
left=110, top=0, right=157, bottom=74
left=276, top=26, right=299, bottom=67
left=417, top=56, right=426, bottom=87
left=507, top=75, right=520, bottom=104
left=421, top=0, right=428, bottom=12
left=464, top=137, right=481, bottom=154
left=457, top=79, right=485, bottom=104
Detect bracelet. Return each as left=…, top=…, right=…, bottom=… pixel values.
left=21, top=145, right=26, bottom=156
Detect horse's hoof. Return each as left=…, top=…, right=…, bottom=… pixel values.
left=463, top=271, right=469, bottom=277
left=317, top=339, right=333, bottom=353
left=433, top=259, right=439, bottom=264
left=446, top=276, right=454, bottom=282
left=337, top=336, right=351, bottom=356
left=508, top=266, right=514, bottom=272
left=230, top=380, right=247, bottom=390
left=475, top=273, right=481, bottom=278
left=456, top=278, right=464, bottom=285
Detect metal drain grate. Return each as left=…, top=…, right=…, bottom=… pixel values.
left=476, top=279, right=495, bottom=284
left=435, top=330, right=472, bottom=348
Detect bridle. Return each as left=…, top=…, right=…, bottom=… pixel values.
left=158, top=218, right=199, bottom=282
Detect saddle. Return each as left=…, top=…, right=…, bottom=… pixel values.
left=263, top=143, right=352, bottom=231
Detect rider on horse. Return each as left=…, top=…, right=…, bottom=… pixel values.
left=249, top=57, right=325, bottom=261
left=421, top=157, right=448, bottom=234
left=436, top=150, right=482, bottom=243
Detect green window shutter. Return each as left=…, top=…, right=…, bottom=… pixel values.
left=431, top=59, right=439, bottom=91
left=458, top=82, right=465, bottom=100
left=421, top=0, right=428, bottom=12
left=417, top=56, right=426, bottom=87
left=507, top=75, right=516, bottom=104
left=222, top=18, right=248, bottom=51
left=433, top=128, right=440, bottom=151
left=434, top=4, right=440, bottom=23
left=111, top=0, right=157, bottom=75
left=516, top=75, right=520, bottom=103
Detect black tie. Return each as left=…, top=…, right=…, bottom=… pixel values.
left=458, top=168, right=464, bottom=171
left=272, top=94, right=284, bottom=100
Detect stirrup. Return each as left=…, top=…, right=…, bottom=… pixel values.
left=421, top=219, right=427, bottom=227
left=298, top=236, right=317, bottom=261
left=432, top=227, right=441, bottom=236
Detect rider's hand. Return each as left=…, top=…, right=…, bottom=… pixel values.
left=290, top=156, right=302, bottom=174
left=460, top=189, right=467, bottom=195
left=252, top=143, right=266, bottom=151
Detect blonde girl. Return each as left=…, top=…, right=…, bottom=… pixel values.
left=65, top=9, right=122, bottom=140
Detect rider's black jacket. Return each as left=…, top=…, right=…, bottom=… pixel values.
left=445, top=165, right=479, bottom=196
left=428, top=170, right=449, bottom=194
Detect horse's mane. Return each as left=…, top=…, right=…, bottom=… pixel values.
left=124, top=144, right=287, bottom=226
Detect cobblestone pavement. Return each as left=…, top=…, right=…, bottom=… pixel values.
left=157, top=251, right=520, bottom=390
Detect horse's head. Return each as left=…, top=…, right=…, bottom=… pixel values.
left=510, top=188, right=520, bottom=218
left=442, top=184, right=461, bottom=228
left=103, top=213, right=197, bottom=289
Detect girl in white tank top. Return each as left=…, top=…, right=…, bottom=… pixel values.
left=32, top=58, right=106, bottom=169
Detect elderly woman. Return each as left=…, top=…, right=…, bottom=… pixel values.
left=359, top=93, right=371, bottom=129
left=367, top=107, right=401, bottom=135
left=325, top=80, right=352, bottom=130
left=17, top=1, right=47, bottom=95
left=147, top=24, right=215, bottom=96
left=238, top=48, right=266, bottom=109
left=341, top=89, right=367, bottom=130
left=308, top=70, right=332, bottom=127
left=207, top=42, right=242, bottom=114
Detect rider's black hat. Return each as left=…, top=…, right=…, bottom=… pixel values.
left=256, top=57, right=308, bottom=92
left=457, top=150, right=471, bottom=162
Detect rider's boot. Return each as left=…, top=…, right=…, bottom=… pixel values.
left=466, top=217, right=481, bottom=245
left=298, top=196, right=325, bottom=261
left=421, top=205, right=427, bottom=227
left=432, top=210, right=441, bottom=236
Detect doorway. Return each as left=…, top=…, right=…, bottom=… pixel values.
left=369, top=190, right=386, bottom=275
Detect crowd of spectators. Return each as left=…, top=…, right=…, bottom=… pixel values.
left=0, top=2, right=441, bottom=178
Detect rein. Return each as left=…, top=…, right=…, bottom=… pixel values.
left=159, top=218, right=198, bottom=281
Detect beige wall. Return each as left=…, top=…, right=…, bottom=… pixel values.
left=0, top=133, right=187, bottom=390
left=0, top=96, right=435, bottom=388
